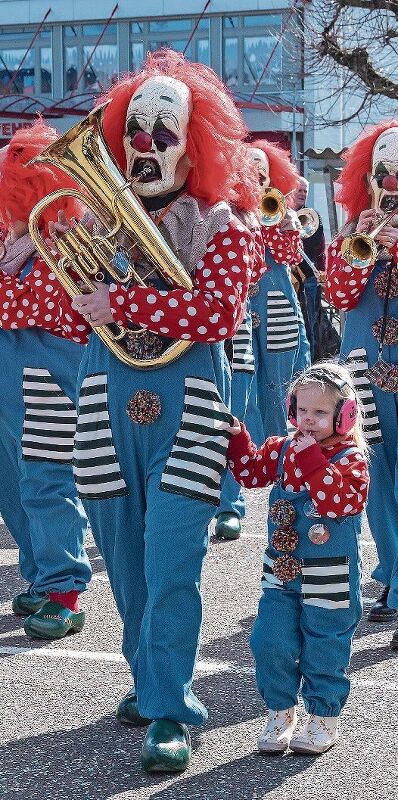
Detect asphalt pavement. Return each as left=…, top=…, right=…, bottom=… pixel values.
left=0, top=489, right=397, bottom=800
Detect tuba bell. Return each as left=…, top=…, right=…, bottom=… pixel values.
left=28, top=103, right=193, bottom=369
left=297, top=207, right=319, bottom=239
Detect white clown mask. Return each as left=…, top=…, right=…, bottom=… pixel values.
left=249, top=147, right=270, bottom=187
left=123, top=75, right=192, bottom=197
left=369, top=127, right=398, bottom=213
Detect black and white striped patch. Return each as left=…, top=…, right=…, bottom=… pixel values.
left=266, top=291, right=298, bottom=352
left=261, top=550, right=284, bottom=590
left=301, top=556, right=350, bottom=609
left=161, top=377, right=233, bottom=505
left=22, top=368, right=77, bottom=463
left=73, top=373, right=128, bottom=500
left=345, top=348, right=382, bottom=443
left=232, top=316, right=255, bottom=373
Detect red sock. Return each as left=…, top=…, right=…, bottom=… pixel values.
left=49, top=590, right=80, bottom=613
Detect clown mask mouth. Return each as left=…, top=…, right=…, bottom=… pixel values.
left=131, top=157, right=162, bottom=183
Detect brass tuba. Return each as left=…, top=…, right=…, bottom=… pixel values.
left=340, top=204, right=398, bottom=269
left=297, top=207, right=319, bottom=239
left=28, top=103, right=193, bottom=369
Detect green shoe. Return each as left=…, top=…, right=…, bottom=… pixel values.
left=12, top=591, right=48, bottom=617
left=23, top=601, right=85, bottom=640
left=215, top=512, right=241, bottom=540
left=141, top=719, right=191, bottom=773
left=116, top=689, right=151, bottom=727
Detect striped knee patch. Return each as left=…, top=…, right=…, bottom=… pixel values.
left=266, top=291, right=299, bottom=352
left=160, top=377, right=233, bottom=505
left=261, top=550, right=284, bottom=590
left=73, top=373, right=128, bottom=500
left=345, top=348, right=382, bottom=444
left=301, top=556, right=350, bottom=609
left=231, top=316, right=255, bottom=373
left=22, top=368, right=77, bottom=463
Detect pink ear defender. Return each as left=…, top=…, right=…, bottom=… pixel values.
left=286, top=368, right=358, bottom=435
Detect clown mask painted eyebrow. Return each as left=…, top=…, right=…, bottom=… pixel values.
left=123, top=75, right=192, bottom=197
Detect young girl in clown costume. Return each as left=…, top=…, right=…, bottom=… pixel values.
left=227, top=362, right=369, bottom=754
left=215, top=140, right=310, bottom=541
left=0, top=123, right=91, bottom=639
left=326, top=121, right=398, bottom=646
left=47, top=50, right=259, bottom=772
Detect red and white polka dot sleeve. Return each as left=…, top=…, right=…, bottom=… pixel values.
left=227, top=423, right=285, bottom=488
left=325, top=237, right=375, bottom=311
left=295, top=444, right=369, bottom=517
left=108, top=222, right=253, bottom=342
left=261, top=224, right=301, bottom=267
left=0, top=257, right=89, bottom=344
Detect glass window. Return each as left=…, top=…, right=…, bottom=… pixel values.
left=149, top=19, right=192, bottom=32
left=82, top=44, right=118, bottom=91
left=40, top=47, right=52, bottom=94
left=223, top=17, right=239, bottom=29
left=0, top=48, right=34, bottom=94
left=243, top=35, right=282, bottom=86
left=243, top=15, right=281, bottom=27
left=197, top=18, right=209, bottom=30
left=131, top=41, right=144, bottom=71
left=196, top=38, right=209, bottom=65
left=64, top=26, right=79, bottom=38
left=131, top=22, right=144, bottom=34
left=223, top=38, right=238, bottom=87
left=83, top=24, right=117, bottom=37
left=149, top=40, right=190, bottom=56
left=64, top=46, right=78, bottom=93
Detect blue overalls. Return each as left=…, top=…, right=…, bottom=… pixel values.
left=250, top=440, right=363, bottom=717
left=339, top=259, right=398, bottom=609
left=74, top=329, right=232, bottom=726
left=247, top=251, right=310, bottom=444
left=217, top=300, right=255, bottom=520
left=0, top=257, right=91, bottom=598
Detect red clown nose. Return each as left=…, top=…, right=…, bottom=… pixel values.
left=132, top=131, right=153, bottom=152
left=382, top=174, right=398, bottom=191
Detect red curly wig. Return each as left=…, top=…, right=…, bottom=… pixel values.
left=336, top=119, right=398, bottom=222
left=98, top=49, right=260, bottom=211
left=250, top=138, right=299, bottom=203
left=0, top=119, right=81, bottom=234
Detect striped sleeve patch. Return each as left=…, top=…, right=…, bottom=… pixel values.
left=22, top=368, right=77, bottom=463
left=301, top=556, right=350, bottom=609
left=160, top=376, right=233, bottom=505
left=73, top=373, right=128, bottom=500
left=232, top=315, right=255, bottom=373
left=344, top=348, right=382, bottom=443
left=266, top=291, right=298, bottom=352
left=261, top=550, right=283, bottom=590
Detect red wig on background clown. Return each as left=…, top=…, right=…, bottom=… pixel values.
left=43, top=49, right=260, bottom=772
left=326, top=119, right=398, bottom=647
left=0, top=121, right=92, bottom=643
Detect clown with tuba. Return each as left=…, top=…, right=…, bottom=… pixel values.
left=326, top=121, right=398, bottom=648
left=33, top=50, right=259, bottom=772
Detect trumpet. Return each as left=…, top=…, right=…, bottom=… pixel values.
left=297, top=207, right=319, bottom=239
left=259, top=187, right=287, bottom=226
left=340, top=203, right=398, bottom=268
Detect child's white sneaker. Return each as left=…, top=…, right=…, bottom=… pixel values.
left=258, top=707, right=298, bottom=754
left=289, top=714, right=339, bottom=754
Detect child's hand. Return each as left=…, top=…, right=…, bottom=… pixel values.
left=294, top=434, right=317, bottom=453
left=228, top=416, right=242, bottom=436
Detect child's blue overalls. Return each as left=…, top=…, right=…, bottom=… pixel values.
left=340, top=258, right=398, bottom=608
left=251, top=440, right=363, bottom=717
left=74, top=328, right=232, bottom=726
left=0, top=256, right=91, bottom=598
left=247, top=251, right=310, bottom=444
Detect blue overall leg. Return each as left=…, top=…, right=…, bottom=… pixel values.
left=0, top=428, right=36, bottom=586
left=251, top=444, right=362, bottom=716
left=0, top=329, right=91, bottom=596
left=339, top=261, right=398, bottom=608
left=75, top=335, right=232, bottom=725
left=247, top=254, right=310, bottom=440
